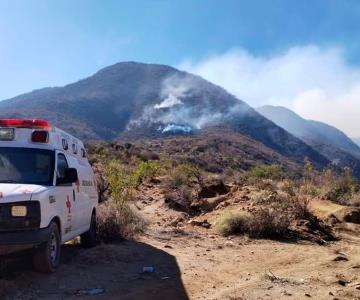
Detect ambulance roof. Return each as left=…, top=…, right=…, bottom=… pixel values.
left=0, top=119, right=86, bottom=159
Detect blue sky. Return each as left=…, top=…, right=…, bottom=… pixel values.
left=1, top=0, right=360, bottom=135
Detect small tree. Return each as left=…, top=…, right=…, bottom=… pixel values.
left=303, top=157, right=314, bottom=185
left=106, top=160, right=136, bottom=208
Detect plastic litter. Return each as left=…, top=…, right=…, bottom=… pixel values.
left=142, top=266, right=155, bottom=273
left=75, top=288, right=105, bottom=296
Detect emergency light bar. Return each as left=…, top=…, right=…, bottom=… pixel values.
left=0, top=119, right=51, bottom=130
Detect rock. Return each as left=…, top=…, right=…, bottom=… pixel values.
left=198, top=180, right=230, bottom=198
left=337, top=279, right=351, bottom=286
left=334, top=251, right=348, bottom=256
left=333, top=255, right=349, bottom=261
left=305, top=293, right=311, bottom=297
left=169, top=216, right=184, bottom=227
left=192, top=195, right=228, bottom=212
left=225, top=241, right=234, bottom=247
left=187, top=219, right=211, bottom=229
left=333, top=207, right=360, bottom=224
left=343, top=209, right=360, bottom=224
left=215, top=201, right=230, bottom=210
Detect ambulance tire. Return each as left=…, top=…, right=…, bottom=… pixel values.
left=32, top=221, right=61, bottom=273
left=81, top=212, right=97, bottom=248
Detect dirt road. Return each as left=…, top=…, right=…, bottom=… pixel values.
left=1, top=192, right=360, bottom=299
left=1, top=226, right=360, bottom=300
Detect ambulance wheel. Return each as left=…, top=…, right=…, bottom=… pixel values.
left=32, top=221, right=61, bottom=273
left=81, top=212, right=97, bottom=248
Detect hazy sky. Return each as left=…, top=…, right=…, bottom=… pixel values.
left=1, top=0, right=360, bottom=136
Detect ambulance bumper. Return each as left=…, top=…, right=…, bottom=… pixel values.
left=0, top=226, right=51, bottom=246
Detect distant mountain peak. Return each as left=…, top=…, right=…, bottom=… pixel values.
left=257, top=105, right=360, bottom=177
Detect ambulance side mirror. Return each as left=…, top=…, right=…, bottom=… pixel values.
left=57, top=168, right=78, bottom=185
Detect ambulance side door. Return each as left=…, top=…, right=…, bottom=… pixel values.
left=54, top=152, right=78, bottom=241
left=71, top=159, right=90, bottom=232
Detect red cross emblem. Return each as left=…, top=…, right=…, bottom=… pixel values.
left=66, top=195, right=71, bottom=213
left=19, top=187, right=32, bottom=194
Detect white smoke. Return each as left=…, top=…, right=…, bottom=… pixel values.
left=160, top=124, right=193, bottom=134
left=128, top=74, right=227, bottom=132
left=179, top=45, right=360, bottom=137
left=153, top=94, right=183, bottom=109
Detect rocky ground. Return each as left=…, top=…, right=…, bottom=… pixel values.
left=0, top=184, right=360, bottom=300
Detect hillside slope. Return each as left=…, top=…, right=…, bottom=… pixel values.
left=257, top=105, right=360, bottom=158
left=0, top=62, right=328, bottom=167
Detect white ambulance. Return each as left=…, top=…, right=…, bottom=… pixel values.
left=0, top=119, right=98, bottom=273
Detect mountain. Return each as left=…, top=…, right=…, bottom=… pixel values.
left=257, top=105, right=360, bottom=176
left=353, top=138, right=360, bottom=147
left=0, top=62, right=328, bottom=167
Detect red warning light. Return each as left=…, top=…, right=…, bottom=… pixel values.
left=31, top=130, right=49, bottom=143
left=0, top=119, right=52, bottom=130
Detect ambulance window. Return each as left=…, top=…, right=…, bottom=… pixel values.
left=0, top=147, right=54, bottom=185
left=72, top=143, right=78, bottom=154
left=81, top=148, right=86, bottom=158
left=56, top=153, right=69, bottom=179
left=62, top=139, right=68, bottom=150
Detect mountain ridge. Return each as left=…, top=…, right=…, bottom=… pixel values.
left=0, top=62, right=328, bottom=168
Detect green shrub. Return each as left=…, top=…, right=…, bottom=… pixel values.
left=132, top=160, right=160, bottom=186
left=247, top=164, right=283, bottom=181
left=106, top=160, right=136, bottom=207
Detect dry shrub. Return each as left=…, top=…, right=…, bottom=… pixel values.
left=277, top=179, right=296, bottom=196
left=248, top=206, right=291, bottom=238
left=215, top=194, right=312, bottom=239
left=250, top=190, right=276, bottom=204
left=324, top=169, right=359, bottom=205
left=165, top=163, right=202, bottom=189
left=299, top=183, right=321, bottom=197
left=251, top=179, right=277, bottom=191
left=301, top=163, right=359, bottom=206
left=214, top=207, right=291, bottom=239
left=214, top=211, right=252, bottom=236
left=291, top=196, right=311, bottom=219
left=348, top=193, right=360, bottom=207
left=97, top=202, right=146, bottom=243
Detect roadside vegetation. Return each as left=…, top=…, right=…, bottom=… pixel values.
left=87, top=141, right=360, bottom=244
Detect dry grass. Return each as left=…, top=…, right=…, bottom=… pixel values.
left=214, top=211, right=252, bottom=236
left=214, top=208, right=291, bottom=239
